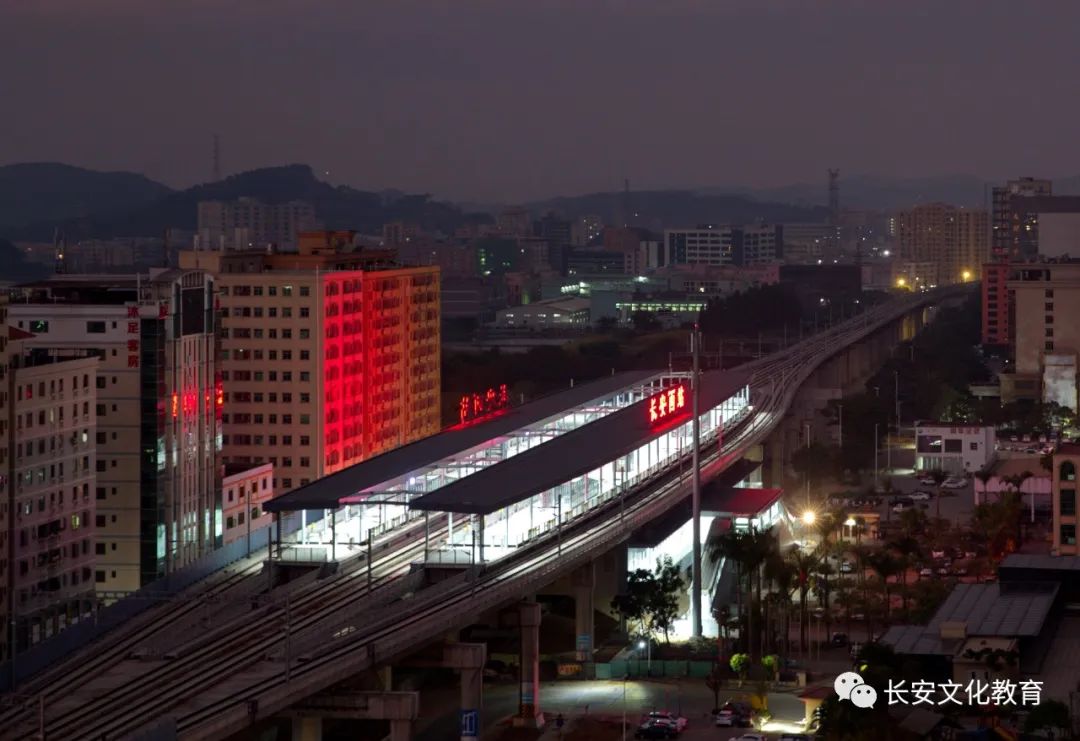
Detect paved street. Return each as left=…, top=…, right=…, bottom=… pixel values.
left=415, top=679, right=809, bottom=741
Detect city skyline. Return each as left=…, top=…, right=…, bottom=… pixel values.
left=5, top=1, right=1080, bottom=201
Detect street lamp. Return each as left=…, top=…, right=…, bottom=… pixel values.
left=801, top=510, right=817, bottom=526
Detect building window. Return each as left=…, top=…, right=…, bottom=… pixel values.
left=1046, top=341, right=1054, bottom=351
left=969, top=442, right=978, bottom=451
left=1061, top=461, right=1076, bottom=482
left=1046, top=328, right=1054, bottom=338
left=1062, top=488, right=1076, bottom=516
left=86, top=321, right=106, bottom=333
left=1062, top=524, right=1077, bottom=546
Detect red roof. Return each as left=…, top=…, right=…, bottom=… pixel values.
left=702, top=487, right=784, bottom=516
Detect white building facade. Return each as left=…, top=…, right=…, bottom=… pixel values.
left=914, top=423, right=996, bottom=474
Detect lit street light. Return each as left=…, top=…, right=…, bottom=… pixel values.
left=801, top=510, right=817, bottom=526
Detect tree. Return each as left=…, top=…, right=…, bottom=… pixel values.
left=630, top=310, right=661, bottom=332
left=926, top=468, right=948, bottom=520
left=786, top=546, right=819, bottom=652
left=1023, top=699, right=1071, bottom=736
left=761, top=654, right=779, bottom=680
left=973, top=467, right=994, bottom=506
left=610, top=556, right=685, bottom=644
left=729, top=653, right=750, bottom=685
left=708, top=527, right=779, bottom=660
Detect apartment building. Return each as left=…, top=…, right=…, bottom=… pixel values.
left=982, top=263, right=1011, bottom=348
left=9, top=346, right=99, bottom=647
left=992, top=177, right=1052, bottom=260
left=180, top=232, right=441, bottom=492
left=663, top=225, right=782, bottom=267
left=197, top=198, right=319, bottom=252
left=895, top=203, right=988, bottom=286
left=222, top=462, right=274, bottom=548
left=1052, top=444, right=1080, bottom=556
left=10, top=270, right=221, bottom=593
left=1002, top=262, right=1080, bottom=408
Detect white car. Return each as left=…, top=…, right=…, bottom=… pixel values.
left=910, top=491, right=932, bottom=501
left=735, top=735, right=768, bottom=741
left=917, top=475, right=936, bottom=485
left=942, top=478, right=967, bottom=489
left=645, top=712, right=688, bottom=732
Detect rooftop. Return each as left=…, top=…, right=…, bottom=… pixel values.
left=1000, top=553, right=1080, bottom=572
left=409, top=368, right=750, bottom=515
left=926, top=582, right=1057, bottom=637
left=266, top=370, right=661, bottom=513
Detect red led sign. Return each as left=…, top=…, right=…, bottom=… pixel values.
left=647, top=384, right=687, bottom=426
left=459, top=384, right=510, bottom=425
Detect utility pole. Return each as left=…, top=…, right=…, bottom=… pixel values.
left=838, top=403, right=843, bottom=449
left=874, top=423, right=880, bottom=490
left=691, top=324, right=703, bottom=638
left=804, top=423, right=811, bottom=510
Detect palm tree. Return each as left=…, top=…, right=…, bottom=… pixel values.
left=786, top=546, right=820, bottom=653
left=763, top=552, right=794, bottom=659
left=887, top=533, right=921, bottom=619
left=928, top=468, right=948, bottom=519
left=708, top=527, right=778, bottom=660
left=866, top=551, right=902, bottom=622
left=813, top=560, right=836, bottom=642
left=973, top=467, right=994, bottom=507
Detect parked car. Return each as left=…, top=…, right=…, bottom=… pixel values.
left=937, top=566, right=950, bottom=576
left=839, top=560, right=854, bottom=573
left=734, top=734, right=768, bottom=741
left=892, top=502, right=914, bottom=513
left=644, top=712, right=687, bottom=732
left=917, top=475, right=937, bottom=485
left=942, top=477, right=967, bottom=489
left=715, top=710, right=751, bottom=728
left=779, top=735, right=811, bottom=741
left=952, top=566, right=968, bottom=576
left=919, top=567, right=933, bottom=577
left=635, top=723, right=678, bottom=739
left=910, top=491, right=932, bottom=501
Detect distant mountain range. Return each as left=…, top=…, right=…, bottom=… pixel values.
left=7, top=162, right=1080, bottom=243
left=0, top=163, right=491, bottom=242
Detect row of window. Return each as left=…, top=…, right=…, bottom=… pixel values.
left=222, top=285, right=308, bottom=297
left=222, top=413, right=310, bottom=425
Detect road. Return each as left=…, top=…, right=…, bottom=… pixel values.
left=416, top=680, right=806, bottom=741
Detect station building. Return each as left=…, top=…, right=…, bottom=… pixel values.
left=267, top=369, right=762, bottom=554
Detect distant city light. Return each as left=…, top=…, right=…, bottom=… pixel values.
left=882, top=250, right=891, bottom=257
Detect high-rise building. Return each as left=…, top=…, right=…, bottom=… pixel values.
left=571, top=215, right=603, bottom=247
left=1052, top=444, right=1080, bottom=556
left=981, top=262, right=1011, bottom=348
left=496, top=207, right=531, bottom=237
left=895, top=203, right=987, bottom=286
left=1004, top=263, right=1080, bottom=408
left=197, top=198, right=319, bottom=252
left=663, top=225, right=782, bottom=267
left=10, top=270, right=221, bottom=593
left=7, top=338, right=99, bottom=650
left=180, top=232, right=441, bottom=491
left=1002, top=196, right=1080, bottom=260
left=992, top=177, right=1052, bottom=260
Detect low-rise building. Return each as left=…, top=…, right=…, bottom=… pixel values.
left=914, top=423, right=995, bottom=474
left=494, top=297, right=590, bottom=328
left=222, top=462, right=274, bottom=549
left=1052, top=444, right=1080, bottom=556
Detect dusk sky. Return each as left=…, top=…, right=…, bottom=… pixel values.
left=3, top=0, right=1080, bottom=202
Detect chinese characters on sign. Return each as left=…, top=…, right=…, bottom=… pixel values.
left=126, top=305, right=140, bottom=368
left=647, top=384, right=687, bottom=426
left=885, top=679, right=1042, bottom=707
left=458, top=384, right=510, bottom=425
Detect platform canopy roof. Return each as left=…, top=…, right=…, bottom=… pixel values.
left=266, top=370, right=659, bottom=513
left=409, top=368, right=751, bottom=515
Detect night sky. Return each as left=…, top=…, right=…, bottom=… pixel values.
left=3, top=0, right=1080, bottom=202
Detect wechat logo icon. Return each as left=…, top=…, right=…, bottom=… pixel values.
left=835, top=672, right=877, bottom=708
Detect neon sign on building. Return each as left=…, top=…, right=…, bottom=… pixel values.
left=459, top=384, right=510, bottom=425
left=647, top=384, right=687, bottom=426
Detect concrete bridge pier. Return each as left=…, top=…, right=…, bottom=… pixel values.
left=289, top=691, right=419, bottom=741
left=444, top=642, right=486, bottom=741
left=513, top=601, right=545, bottom=728
left=573, top=562, right=595, bottom=677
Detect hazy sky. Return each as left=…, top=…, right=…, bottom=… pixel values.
left=3, top=0, right=1080, bottom=202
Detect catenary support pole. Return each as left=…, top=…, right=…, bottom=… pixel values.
left=691, top=324, right=703, bottom=638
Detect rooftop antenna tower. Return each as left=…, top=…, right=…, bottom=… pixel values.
left=212, top=134, right=221, bottom=182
